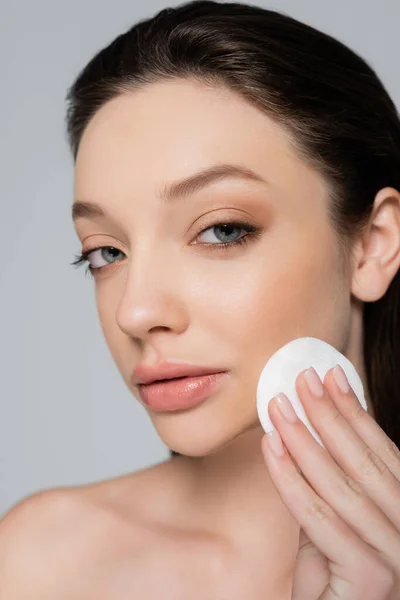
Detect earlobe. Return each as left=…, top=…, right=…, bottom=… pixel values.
left=350, top=187, right=400, bottom=303
left=351, top=259, right=387, bottom=302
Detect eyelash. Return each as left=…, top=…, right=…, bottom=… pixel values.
left=71, top=220, right=262, bottom=278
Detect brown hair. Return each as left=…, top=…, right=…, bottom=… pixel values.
left=66, top=1, right=400, bottom=456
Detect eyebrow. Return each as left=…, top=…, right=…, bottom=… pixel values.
left=71, top=163, right=267, bottom=222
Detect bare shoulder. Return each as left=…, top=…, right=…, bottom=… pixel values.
left=0, top=460, right=186, bottom=599
left=0, top=484, right=138, bottom=599
left=1, top=485, right=100, bottom=534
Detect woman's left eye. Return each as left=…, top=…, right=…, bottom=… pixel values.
left=195, top=220, right=261, bottom=248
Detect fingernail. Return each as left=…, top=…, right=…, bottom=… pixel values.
left=275, top=393, right=298, bottom=423
left=332, top=364, right=350, bottom=394
left=304, top=367, right=324, bottom=398
left=266, top=428, right=286, bottom=457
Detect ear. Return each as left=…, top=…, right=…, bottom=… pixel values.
left=351, top=187, right=400, bottom=302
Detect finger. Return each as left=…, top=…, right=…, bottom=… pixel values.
left=267, top=392, right=400, bottom=567
left=322, top=366, right=400, bottom=481
left=294, top=368, right=400, bottom=532
left=261, top=432, right=395, bottom=599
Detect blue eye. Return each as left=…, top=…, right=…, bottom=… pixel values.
left=71, top=219, right=262, bottom=278
left=71, top=246, right=125, bottom=277
left=197, top=222, right=252, bottom=245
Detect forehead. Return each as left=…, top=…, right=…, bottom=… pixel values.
left=74, top=79, right=326, bottom=209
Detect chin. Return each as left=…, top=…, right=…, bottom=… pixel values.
left=149, top=407, right=260, bottom=458
left=163, top=427, right=231, bottom=457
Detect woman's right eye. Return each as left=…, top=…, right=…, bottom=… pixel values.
left=71, top=246, right=125, bottom=277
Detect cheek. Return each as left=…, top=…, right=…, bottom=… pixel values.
left=219, top=235, right=348, bottom=360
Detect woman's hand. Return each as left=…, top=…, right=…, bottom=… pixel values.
left=260, top=364, right=400, bottom=600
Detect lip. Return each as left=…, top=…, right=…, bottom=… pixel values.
left=132, top=360, right=229, bottom=385
left=136, top=371, right=230, bottom=412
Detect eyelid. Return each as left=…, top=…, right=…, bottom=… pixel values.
left=191, top=211, right=258, bottom=234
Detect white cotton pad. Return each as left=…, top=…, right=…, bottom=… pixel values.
left=256, top=337, right=367, bottom=448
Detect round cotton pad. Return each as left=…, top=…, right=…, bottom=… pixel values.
left=256, top=337, right=367, bottom=448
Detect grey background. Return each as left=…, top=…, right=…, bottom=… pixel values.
left=1, top=0, right=399, bottom=517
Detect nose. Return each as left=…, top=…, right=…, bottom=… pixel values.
left=115, top=249, right=189, bottom=342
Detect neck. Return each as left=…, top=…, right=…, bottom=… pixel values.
left=177, top=423, right=299, bottom=556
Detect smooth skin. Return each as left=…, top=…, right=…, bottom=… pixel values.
left=1, top=79, right=400, bottom=599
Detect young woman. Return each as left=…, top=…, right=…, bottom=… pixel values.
left=1, top=1, right=400, bottom=598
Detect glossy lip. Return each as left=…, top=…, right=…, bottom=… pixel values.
left=136, top=371, right=230, bottom=411
left=131, top=360, right=229, bottom=385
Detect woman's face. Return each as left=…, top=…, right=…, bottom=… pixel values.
left=73, top=79, right=353, bottom=456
